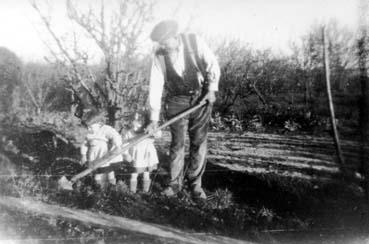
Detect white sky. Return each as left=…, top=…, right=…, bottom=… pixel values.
left=0, top=0, right=359, bottom=63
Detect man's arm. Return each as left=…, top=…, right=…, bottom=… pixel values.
left=146, top=53, right=165, bottom=134
left=149, top=54, right=165, bottom=122
left=197, top=36, right=220, bottom=91
left=196, top=36, right=220, bottom=104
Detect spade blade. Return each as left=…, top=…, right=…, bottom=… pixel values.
left=57, top=176, right=73, bottom=191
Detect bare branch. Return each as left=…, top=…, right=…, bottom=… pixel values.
left=32, top=0, right=155, bottom=126
left=22, top=73, right=41, bottom=111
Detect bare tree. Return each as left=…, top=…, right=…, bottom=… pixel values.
left=290, top=21, right=356, bottom=106
left=215, top=40, right=267, bottom=114
left=215, top=39, right=299, bottom=116
left=30, top=0, right=155, bottom=128
left=0, top=47, right=22, bottom=114
left=21, top=63, right=59, bottom=115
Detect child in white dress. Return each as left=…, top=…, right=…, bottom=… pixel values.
left=123, top=111, right=160, bottom=193
left=80, top=109, right=123, bottom=190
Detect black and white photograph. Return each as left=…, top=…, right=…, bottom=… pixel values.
left=0, top=0, right=366, bottom=243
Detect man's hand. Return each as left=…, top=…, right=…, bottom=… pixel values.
left=145, top=121, right=159, bottom=135
left=123, top=153, right=133, bottom=163
left=80, top=155, right=87, bottom=166
left=201, top=91, right=216, bottom=105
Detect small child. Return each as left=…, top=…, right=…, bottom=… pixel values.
left=122, top=111, right=160, bottom=193
left=80, top=109, right=123, bottom=190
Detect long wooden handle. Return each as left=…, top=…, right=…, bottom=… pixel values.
left=70, top=101, right=207, bottom=182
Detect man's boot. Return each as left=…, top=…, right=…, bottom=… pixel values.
left=161, top=184, right=181, bottom=197
left=161, top=186, right=176, bottom=197
left=191, top=185, right=207, bottom=200
left=142, top=172, right=151, bottom=193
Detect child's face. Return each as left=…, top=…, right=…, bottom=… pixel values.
left=132, top=119, right=144, bottom=133
left=87, top=123, right=101, bottom=132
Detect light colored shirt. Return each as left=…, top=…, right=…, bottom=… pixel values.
left=122, top=130, right=159, bottom=168
left=80, top=123, right=123, bottom=168
left=149, top=34, right=220, bottom=121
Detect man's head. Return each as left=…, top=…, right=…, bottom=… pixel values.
left=150, top=20, right=180, bottom=53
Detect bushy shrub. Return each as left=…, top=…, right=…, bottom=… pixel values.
left=210, top=112, right=244, bottom=132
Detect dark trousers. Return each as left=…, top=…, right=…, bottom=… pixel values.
left=165, top=95, right=212, bottom=191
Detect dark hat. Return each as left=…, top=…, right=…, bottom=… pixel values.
left=150, top=20, right=179, bottom=42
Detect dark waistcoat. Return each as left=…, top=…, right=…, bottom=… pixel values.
left=163, top=35, right=201, bottom=96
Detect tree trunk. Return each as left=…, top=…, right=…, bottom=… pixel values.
left=305, top=56, right=312, bottom=107
left=107, top=104, right=117, bottom=127
left=304, top=78, right=309, bottom=106
left=23, top=76, right=42, bottom=115
left=252, top=82, right=267, bottom=106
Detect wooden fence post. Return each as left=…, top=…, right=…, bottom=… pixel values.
left=358, top=0, right=369, bottom=201
left=322, top=26, right=346, bottom=173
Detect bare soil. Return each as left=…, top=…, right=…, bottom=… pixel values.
left=0, top=122, right=368, bottom=243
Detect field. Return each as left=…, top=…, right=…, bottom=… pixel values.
left=0, top=1, right=365, bottom=242
left=0, top=121, right=368, bottom=244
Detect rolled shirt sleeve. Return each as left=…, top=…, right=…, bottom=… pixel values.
left=149, top=54, right=165, bottom=122
left=196, top=36, right=221, bottom=92
left=80, top=140, right=88, bottom=157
